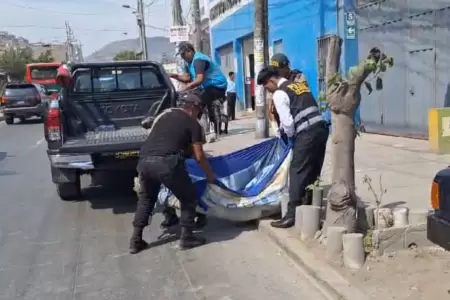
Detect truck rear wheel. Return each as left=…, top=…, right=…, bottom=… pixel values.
left=56, top=178, right=81, bottom=201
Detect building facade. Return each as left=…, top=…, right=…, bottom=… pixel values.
left=209, top=0, right=360, bottom=112
left=357, top=0, right=450, bottom=137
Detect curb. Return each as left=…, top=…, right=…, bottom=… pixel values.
left=258, top=220, right=370, bottom=300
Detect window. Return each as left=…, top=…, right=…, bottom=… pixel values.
left=71, top=66, right=165, bottom=93
left=30, top=67, right=58, bottom=80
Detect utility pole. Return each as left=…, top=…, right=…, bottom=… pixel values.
left=190, top=0, right=202, bottom=51
left=65, top=21, right=75, bottom=62
left=254, top=0, right=269, bottom=138
left=171, top=0, right=186, bottom=78
left=136, top=0, right=148, bottom=60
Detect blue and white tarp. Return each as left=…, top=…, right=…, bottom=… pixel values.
left=160, top=138, right=293, bottom=221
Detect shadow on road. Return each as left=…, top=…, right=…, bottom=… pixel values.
left=142, top=217, right=257, bottom=252
left=14, top=118, right=43, bottom=125
left=82, top=173, right=137, bottom=214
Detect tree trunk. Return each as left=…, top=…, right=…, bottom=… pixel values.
left=323, top=35, right=373, bottom=234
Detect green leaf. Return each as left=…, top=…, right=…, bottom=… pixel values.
left=375, top=77, right=383, bottom=90
left=385, top=57, right=394, bottom=67
left=364, top=81, right=373, bottom=94
left=348, top=66, right=358, bottom=78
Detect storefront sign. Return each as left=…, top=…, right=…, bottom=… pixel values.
left=169, top=26, right=189, bottom=43
left=210, top=0, right=242, bottom=21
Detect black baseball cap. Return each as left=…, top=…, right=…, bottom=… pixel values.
left=176, top=41, right=195, bottom=56
left=270, top=53, right=290, bottom=68
left=179, top=92, right=202, bottom=108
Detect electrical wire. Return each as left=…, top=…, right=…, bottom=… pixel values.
left=0, top=24, right=169, bottom=32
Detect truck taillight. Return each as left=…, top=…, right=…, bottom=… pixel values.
left=47, top=101, right=61, bottom=141
left=431, top=181, right=440, bottom=210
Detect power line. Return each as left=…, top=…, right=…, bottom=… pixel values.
left=2, top=2, right=123, bottom=16
left=0, top=24, right=169, bottom=32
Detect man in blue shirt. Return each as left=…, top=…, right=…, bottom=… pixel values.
left=226, top=71, right=237, bottom=120
left=168, top=42, right=228, bottom=139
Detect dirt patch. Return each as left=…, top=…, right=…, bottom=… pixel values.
left=303, top=238, right=450, bottom=299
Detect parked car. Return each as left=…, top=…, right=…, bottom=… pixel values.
left=44, top=61, right=176, bottom=200
left=0, top=83, right=53, bottom=124
left=427, top=168, right=450, bottom=250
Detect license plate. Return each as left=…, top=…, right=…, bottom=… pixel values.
left=115, top=150, right=139, bottom=159
left=15, top=101, right=25, bottom=105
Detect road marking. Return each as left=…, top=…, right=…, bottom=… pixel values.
left=28, top=137, right=45, bottom=150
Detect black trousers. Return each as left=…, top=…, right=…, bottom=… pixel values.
left=133, top=155, right=197, bottom=229
left=198, top=86, right=226, bottom=134
left=287, top=122, right=329, bottom=217
left=226, top=92, right=236, bottom=120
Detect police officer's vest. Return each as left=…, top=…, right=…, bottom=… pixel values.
left=278, top=79, right=325, bottom=135
left=187, top=52, right=227, bottom=90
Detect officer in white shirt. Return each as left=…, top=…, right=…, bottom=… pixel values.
left=257, top=66, right=329, bottom=229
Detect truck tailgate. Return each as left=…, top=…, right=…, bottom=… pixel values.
left=60, top=126, right=148, bottom=153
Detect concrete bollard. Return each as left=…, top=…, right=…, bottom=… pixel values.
left=281, top=194, right=289, bottom=218
left=326, top=226, right=347, bottom=262
left=312, top=188, right=323, bottom=207
left=393, top=207, right=409, bottom=227
left=408, top=209, right=428, bottom=224
left=342, top=233, right=365, bottom=270
left=300, top=205, right=321, bottom=241
left=294, top=206, right=303, bottom=232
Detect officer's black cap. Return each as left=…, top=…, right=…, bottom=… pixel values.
left=270, top=53, right=290, bottom=68
left=257, top=66, right=280, bottom=85
left=177, top=42, right=195, bottom=56
left=179, top=92, right=202, bottom=108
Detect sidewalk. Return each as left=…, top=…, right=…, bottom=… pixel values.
left=207, top=117, right=450, bottom=300
left=207, top=116, right=445, bottom=211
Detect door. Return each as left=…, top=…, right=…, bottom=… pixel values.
left=406, top=48, right=435, bottom=135
left=242, top=36, right=254, bottom=111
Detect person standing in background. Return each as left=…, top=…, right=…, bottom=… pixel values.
left=226, top=72, right=237, bottom=121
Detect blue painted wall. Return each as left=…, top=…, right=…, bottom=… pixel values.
left=211, top=0, right=339, bottom=104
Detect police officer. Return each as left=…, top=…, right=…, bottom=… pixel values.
left=257, top=66, right=329, bottom=229
left=130, top=93, right=216, bottom=254
left=169, top=42, right=228, bottom=141
left=267, top=53, right=308, bottom=130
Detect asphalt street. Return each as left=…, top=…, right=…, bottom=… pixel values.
left=0, top=118, right=326, bottom=300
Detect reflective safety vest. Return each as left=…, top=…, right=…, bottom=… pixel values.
left=277, top=80, right=325, bottom=135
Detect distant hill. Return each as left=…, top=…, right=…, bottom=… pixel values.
left=84, top=36, right=175, bottom=63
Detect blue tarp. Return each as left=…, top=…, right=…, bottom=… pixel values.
left=160, top=138, right=293, bottom=221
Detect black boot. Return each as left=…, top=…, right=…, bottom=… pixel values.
left=195, top=213, right=207, bottom=229
left=160, top=207, right=180, bottom=229
left=179, top=226, right=206, bottom=250
left=270, top=207, right=296, bottom=229
left=129, top=227, right=149, bottom=254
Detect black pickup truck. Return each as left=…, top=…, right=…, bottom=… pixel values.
left=44, top=61, right=176, bottom=200
left=427, top=168, right=450, bottom=250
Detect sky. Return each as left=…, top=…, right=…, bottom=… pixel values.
left=0, top=0, right=190, bottom=56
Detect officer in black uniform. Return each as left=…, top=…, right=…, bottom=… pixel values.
left=257, top=66, right=329, bottom=229
left=130, top=93, right=216, bottom=254
left=268, top=53, right=308, bottom=128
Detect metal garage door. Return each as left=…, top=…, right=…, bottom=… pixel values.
left=219, top=44, right=234, bottom=77
left=242, top=36, right=254, bottom=111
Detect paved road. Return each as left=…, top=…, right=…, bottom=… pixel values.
left=0, top=119, right=326, bottom=300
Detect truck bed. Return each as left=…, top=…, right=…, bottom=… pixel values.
left=59, top=126, right=148, bottom=153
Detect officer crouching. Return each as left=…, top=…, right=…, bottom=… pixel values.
left=130, top=93, right=216, bottom=254
left=257, top=66, right=329, bottom=229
